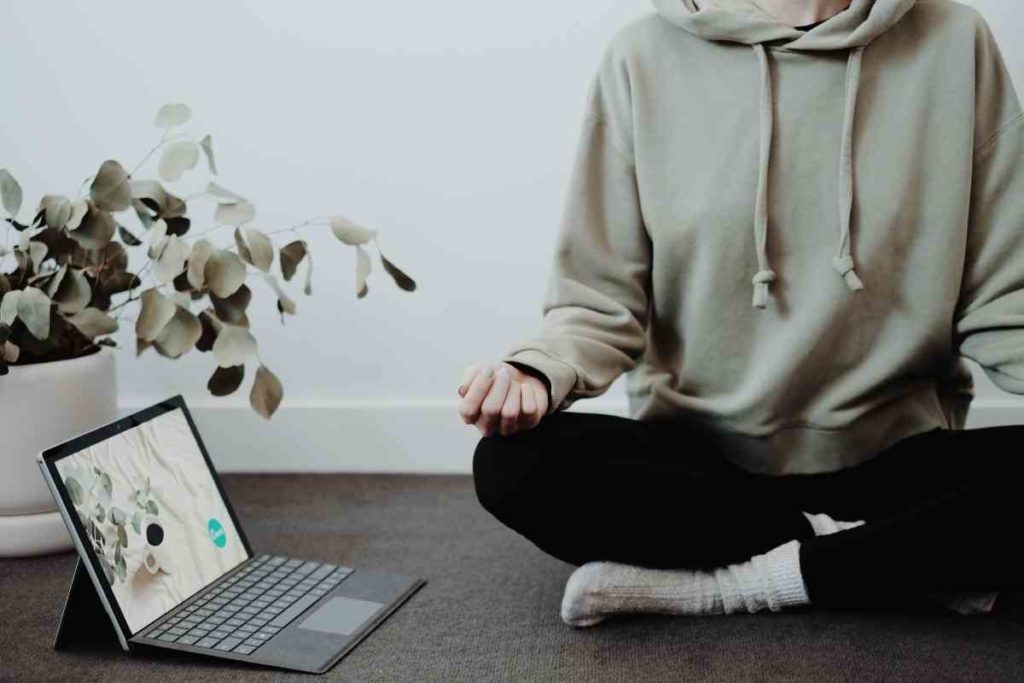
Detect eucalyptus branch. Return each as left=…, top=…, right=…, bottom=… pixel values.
left=1, top=102, right=417, bottom=420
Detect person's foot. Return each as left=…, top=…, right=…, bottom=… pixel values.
left=560, top=539, right=809, bottom=627
left=560, top=560, right=724, bottom=627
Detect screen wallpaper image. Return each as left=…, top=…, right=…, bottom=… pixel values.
left=55, top=408, right=248, bottom=634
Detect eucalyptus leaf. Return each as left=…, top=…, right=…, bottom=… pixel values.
left=66, top=198, right=89, bottom=231
left=199, top=134, right=217, bottom=174
left=39, top=195, right=72, bottom=231
left=16, top=286, right=51, bottom=339
left=304, top=249, right=314, bottom=295
left=152, top=234, right=189, bottom=284
left=187, top=239, right=215, bottom=289
left=234, top=226, right=273, bottom=272
left=155, top=102, right=192, bottom=128
left=131, top=510, right=142, bottom=534
left=208, top=364, right=245, bottom=396
left=330, top=215, right=376, bottom=245
left=158, top=140, right=199, bottom=182
left=0, top=169, right=22, bottom=217
left=147, top=219, right=168, bottom=259
left=37, top=265, right=65, bottom=294
left=90, top=160, right=132, bottom=212
left=262, top=273, right=295, bottom=320
left=205, top=182, right=245, bottom=202
left=250, top=365, right=284, bottom=419
left=204, top=249, right=246, bottom=298
left=214, top=200, right=255, bottom=226
left=117, top=524, right=128, bottom=549
left=132, top=180, right=187, bottom=218
left=67, top=308, right=119, bottom=338
left=212, top=324, right=257, bottom=367
left=136, top=288, right=176, bottom=342
left=28, top=240, right=47, bottom=274
left=118, top=224, right=142, bottom=246
left=68, top=202, right=116, bottom=250
left=133, top=199, right=154, bottom=229
left=153, top=306, right=202, bottom=359
left=380, top=250, right=417, bottom=291
left=146, top=499, right=159, bottom=515
left=279, top=240, right=306, bottom=282
left=52, top=268, right=92, bottom=315
left=211, top=284, right=251, bottom=324
left=355, top=244, right=371, bottom=299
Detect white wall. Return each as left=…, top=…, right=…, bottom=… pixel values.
left=1, top=1, right=1021, bottom=472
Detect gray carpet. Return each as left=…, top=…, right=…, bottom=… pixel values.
left=3, top=474, right=1024, bottom=682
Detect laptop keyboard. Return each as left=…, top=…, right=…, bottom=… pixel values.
left=143, top=554, right=353, bottom=656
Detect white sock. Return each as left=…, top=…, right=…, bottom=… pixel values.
left=800, top=511, right=999, bottom=615
left=801, top=510, right=866, bottom=535
left=560, top=538, right=810, bottom=627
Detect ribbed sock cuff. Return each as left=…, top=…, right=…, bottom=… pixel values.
left=755, top=539, right=810, bottom=611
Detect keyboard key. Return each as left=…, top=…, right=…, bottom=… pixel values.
left=177, top=635, right=200, bottom=645
left=310, top=564, right=336, bottom=580
left=214, top=637, right=243, bottom=652
left=269, top=594, right=322, bottom=629
left=195, top=636, right=222, bottom=649
left=157, top=633, right=179, bottom=642
left=233, top=644, right=257, bottom=655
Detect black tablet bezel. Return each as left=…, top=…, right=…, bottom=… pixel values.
left=39, top=395, right=254, bottom=640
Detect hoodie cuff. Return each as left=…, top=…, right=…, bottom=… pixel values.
left=499, top=349, right=578, bottom=415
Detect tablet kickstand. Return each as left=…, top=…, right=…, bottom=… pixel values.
left=53, top=558, right=124, bottom=651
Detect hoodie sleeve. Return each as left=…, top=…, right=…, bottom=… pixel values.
left=499, top=46, right=653, bottom=414
left=953, top=15, right=1024, bottom=393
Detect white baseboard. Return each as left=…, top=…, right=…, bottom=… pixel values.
left=119, top=398, right=1022, bottom=474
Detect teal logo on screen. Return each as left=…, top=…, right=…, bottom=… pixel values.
left=208, top=518, right=227, bottom=548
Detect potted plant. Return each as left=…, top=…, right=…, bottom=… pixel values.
left=0, top=103, right=416, bottom=556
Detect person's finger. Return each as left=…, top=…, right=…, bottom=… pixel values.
left=477, top=366, right=512, bottom=436
left=458, top=364, right=496, bottom=424
left=458, top=363, right=483, bottom=397
left=500, top=379, right=521, bottom=435
left=531, top=382, right=548, bottom=420
left=519, top=380, right=537, bottom=427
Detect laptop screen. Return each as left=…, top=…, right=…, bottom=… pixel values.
left=53, top=406, right=249, bottom=634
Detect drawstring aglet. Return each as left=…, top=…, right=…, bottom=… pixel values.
left=831, top=255, right=864, bottom=291
left=751, top=269, right=776, bottom=309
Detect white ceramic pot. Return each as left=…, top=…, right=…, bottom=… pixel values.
left=0, top=347, right=117, bottom=557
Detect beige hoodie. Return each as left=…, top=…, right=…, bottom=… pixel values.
left=500, top=0, right=1024, bottom=474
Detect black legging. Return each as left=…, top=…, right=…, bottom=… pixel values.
left=472, top=410, right=1024, bottom=611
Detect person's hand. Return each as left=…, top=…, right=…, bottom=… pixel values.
left=458, top=361, right=549, bottom=436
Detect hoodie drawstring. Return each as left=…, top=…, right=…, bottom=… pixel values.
left=749, top=43, right=866, bottom=309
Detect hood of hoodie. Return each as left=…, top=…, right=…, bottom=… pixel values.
left=653, top=0, right=918, bottom=308
left=654, top=0, right=917, bottom=50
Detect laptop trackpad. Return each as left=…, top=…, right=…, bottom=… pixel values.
left=297, top=596, right=384, bottom=636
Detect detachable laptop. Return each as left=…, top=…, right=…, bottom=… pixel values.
left=38, top=395, right=426, bottom=674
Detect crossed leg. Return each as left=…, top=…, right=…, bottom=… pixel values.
left=473, top=411, right=1024, bottom=614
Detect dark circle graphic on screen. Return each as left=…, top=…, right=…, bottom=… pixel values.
left=146, top=523, right=165, bottom=546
